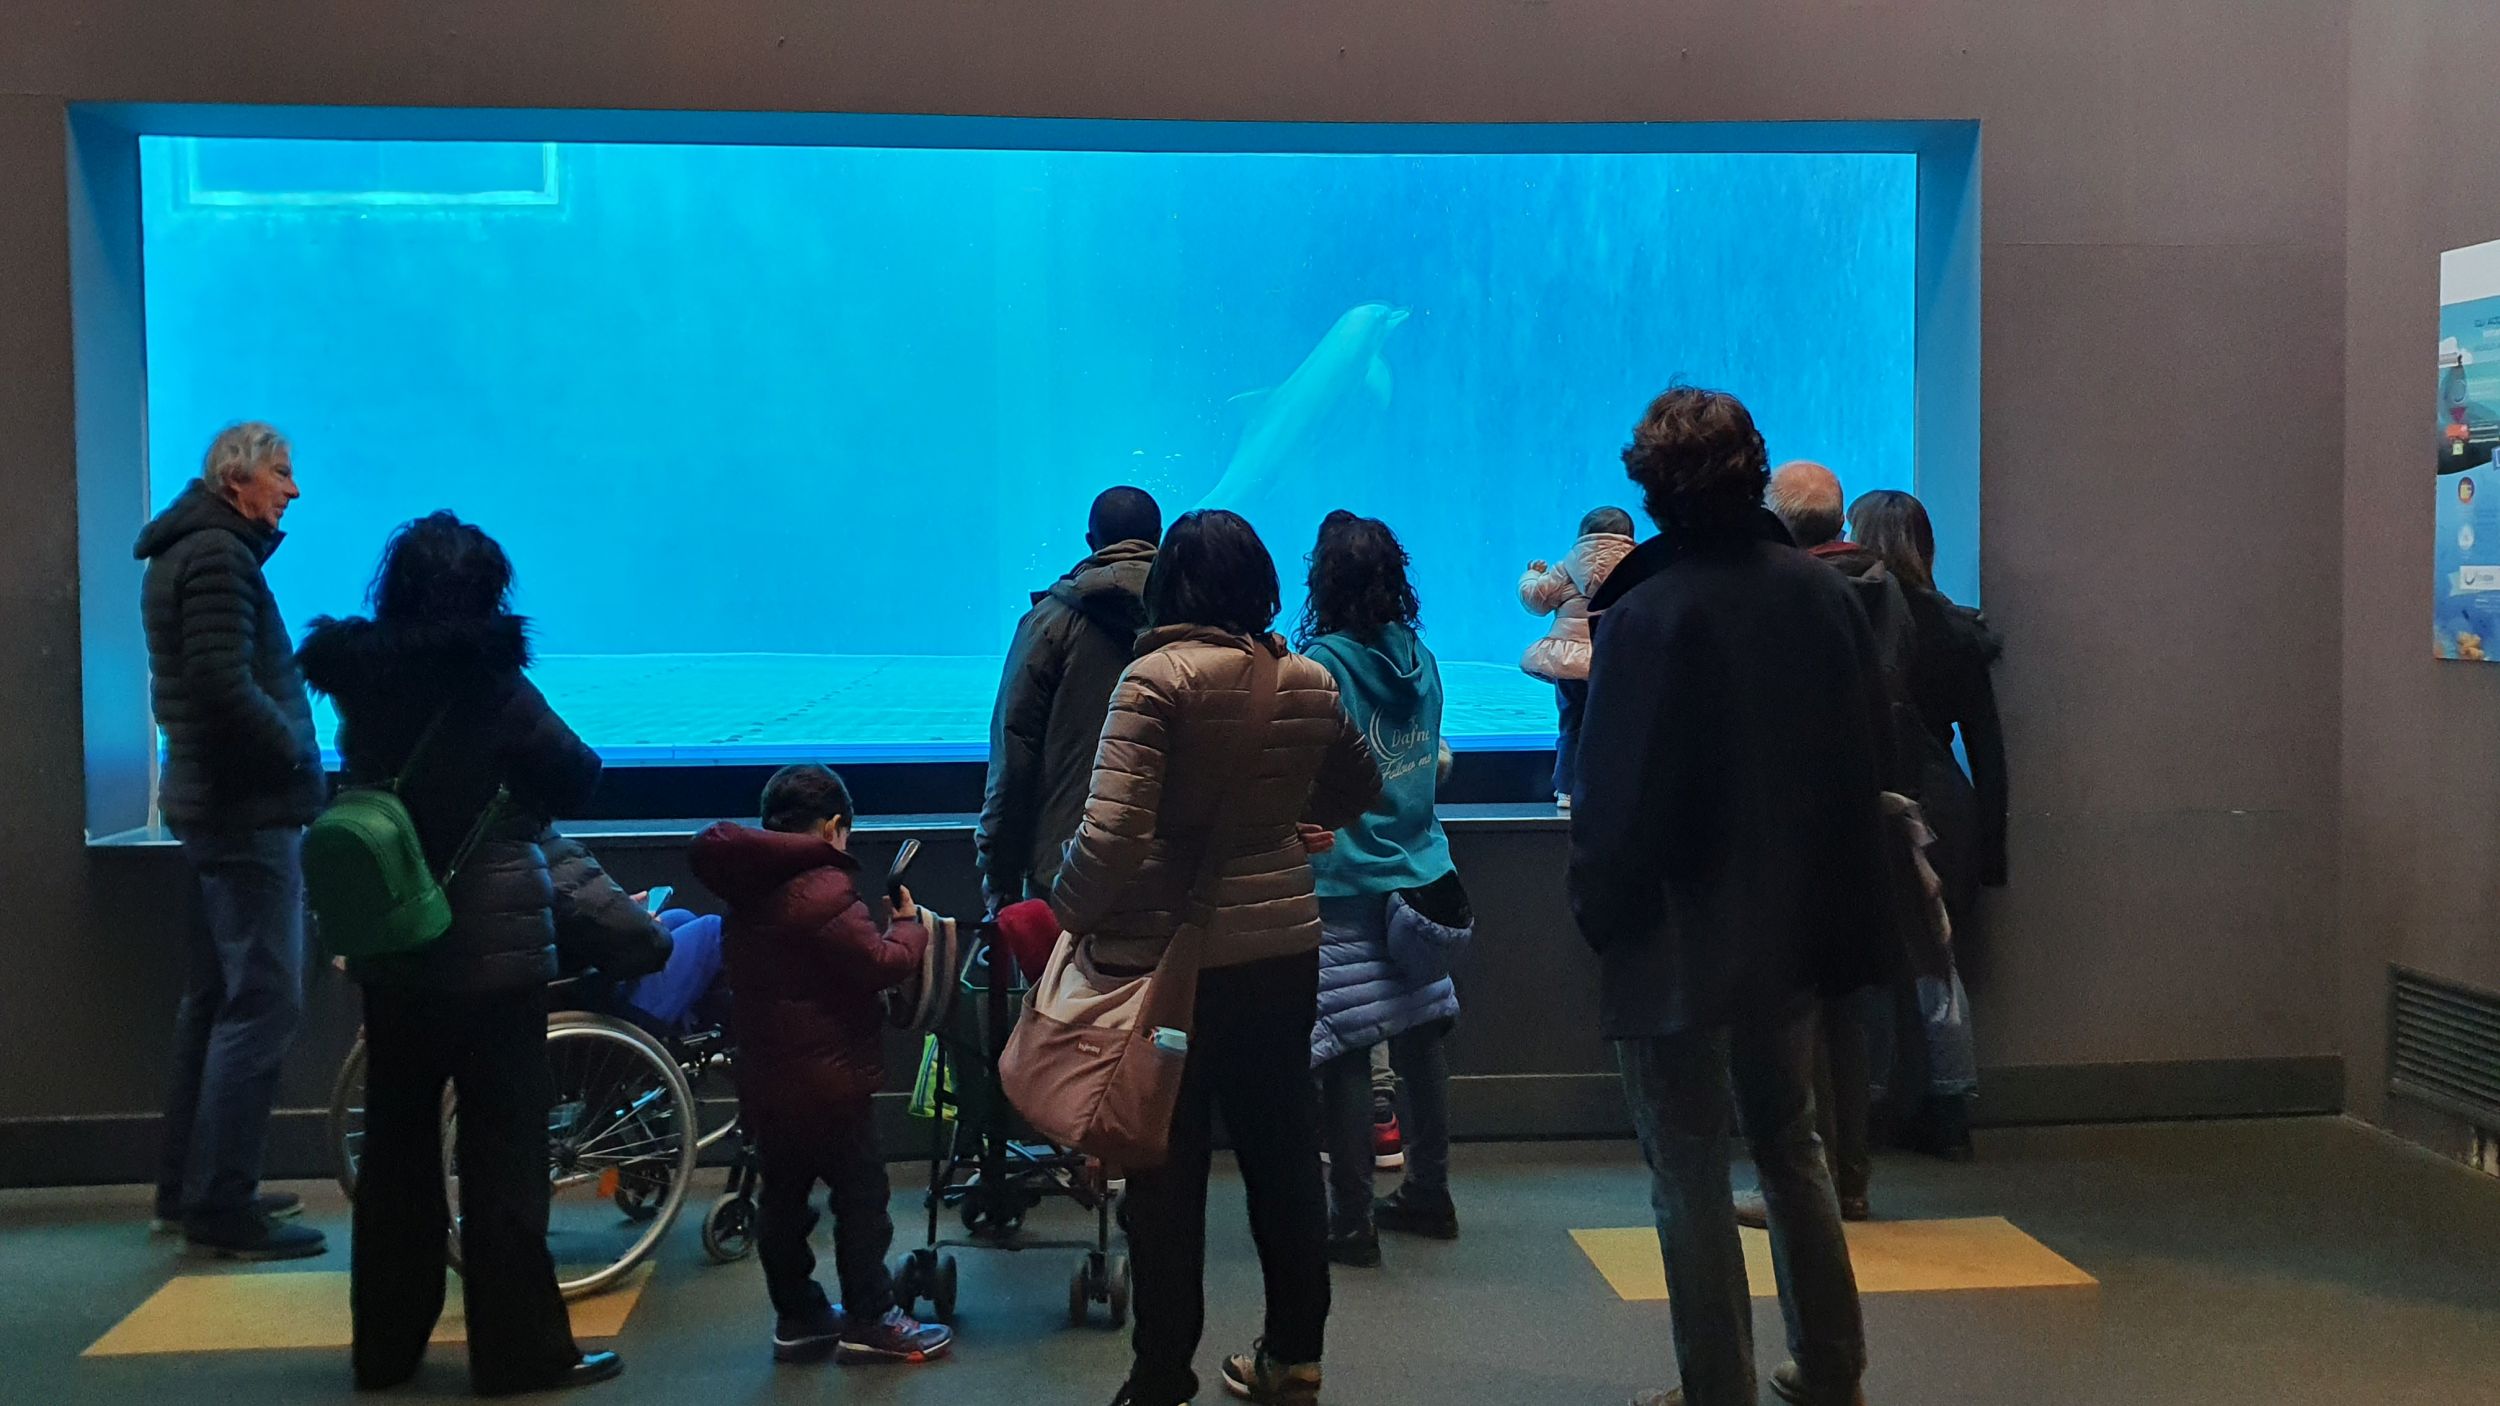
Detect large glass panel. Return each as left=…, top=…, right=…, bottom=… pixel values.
left=139, top=136, right=1915, bottom=761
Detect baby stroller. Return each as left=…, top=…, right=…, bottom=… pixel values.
left=885, top=911, right=1129, bottom=1328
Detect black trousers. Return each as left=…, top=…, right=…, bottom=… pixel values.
left=754, top=1114, right=895, bottom=1322
left=1122, top=951, right=1330, bottom=1406
left=353, top=984, right=580, bottom=1396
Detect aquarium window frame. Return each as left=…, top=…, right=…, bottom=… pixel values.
left=68, top=102, right=1980, bottom=838
left=167, top=136, right=564, bottom=211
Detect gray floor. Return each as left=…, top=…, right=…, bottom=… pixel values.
left=7, top=1118, right=2500, bottom=1404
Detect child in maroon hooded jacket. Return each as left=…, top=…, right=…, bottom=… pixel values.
left=687, top=764, right=952, bottom=1368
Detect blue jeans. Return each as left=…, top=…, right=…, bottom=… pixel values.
left=1554, top=680, right=1590, bottom=799
left=1618, top=1000, right=1866, bottom=1406
left=157, top=827, right=307, bottom=1221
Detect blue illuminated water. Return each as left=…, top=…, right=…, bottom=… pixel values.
left=138, top=136, right=1915, bottom=758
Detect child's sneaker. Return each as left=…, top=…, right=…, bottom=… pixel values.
left=836, top=1307, right=952, bottom=1365
left=1220, top=1343, right=1320, bottom=1404
left=771, top=1302, right=843, bottom=1364
left=1373, top=1183, right=1459, bottom=1241
left=1370, top=1106, right=1404, bottom=1170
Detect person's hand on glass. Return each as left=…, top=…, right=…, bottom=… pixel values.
left=1296, top=824, right=1337, bottom=855
left=1529, top=559, right=1550, bottom=575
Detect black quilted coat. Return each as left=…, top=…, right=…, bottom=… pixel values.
left=134, top=484, right=325, bottom=832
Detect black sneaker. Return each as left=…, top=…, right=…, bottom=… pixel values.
left=1771, top=1359, right=1867, bottom=1406
left=185, top=1211, right=326, bottom=1262
left=154, top=1191, right=302, bottom=1235
left=835, top=1307, right=952, bottom=1365
left=1220, top=1344, right=1320, bottom=1405
left=1326, top=1226, right=1381, bottom=1268
left=771, top=1303, right=844, bottom=1364
left=1373, top=1183, right=1458, bottom=1240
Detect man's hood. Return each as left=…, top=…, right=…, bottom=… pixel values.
left=134, top=482, right=280, bottom=564
left=1043, top=539, right=1155, bottom=635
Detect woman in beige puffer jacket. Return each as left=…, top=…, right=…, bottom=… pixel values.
left=1050, top=509, right=1378, bottom=1406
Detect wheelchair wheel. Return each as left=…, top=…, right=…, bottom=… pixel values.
left=335, top=1013, right=698, bottom=1301
left=329, top=1035, right=370, bottom=1200
left=701, top=1193, right=756, bottom=1263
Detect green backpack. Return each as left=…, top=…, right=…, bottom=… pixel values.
left=304, top=708, right=506, bottom=961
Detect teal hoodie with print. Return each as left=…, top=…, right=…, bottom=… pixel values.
left=1303, top=623, right=1454, bottom=897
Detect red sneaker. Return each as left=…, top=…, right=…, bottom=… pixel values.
left=1372, top=1109, right=1405, bottom=1171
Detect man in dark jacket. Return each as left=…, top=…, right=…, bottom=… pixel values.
left=688, top=765, right=951, bottom=1368
left=135, top=422, right=327, bottom=1260
left=976, top=486, right=1160, bottom=914
left=1574, top=390, right=1889, bottom=1406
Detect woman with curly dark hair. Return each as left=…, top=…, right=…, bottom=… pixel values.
left=1295, top=512, right=1467, bottom=1269
left=1575, top=387, right=1890, bottom=1406
left=299, top=512, right=622, bottom=1396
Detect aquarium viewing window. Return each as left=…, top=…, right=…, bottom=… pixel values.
left=72, top=108, right=1979, bottom=833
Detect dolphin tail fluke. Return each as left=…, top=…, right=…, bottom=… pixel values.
left=1365, top=355, right=1393, bottom=406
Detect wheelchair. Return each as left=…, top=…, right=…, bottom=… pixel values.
left=328, top=999, right=750, bottom=1300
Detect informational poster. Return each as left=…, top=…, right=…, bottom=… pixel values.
left=2435, top=238, right=2500, bottom=660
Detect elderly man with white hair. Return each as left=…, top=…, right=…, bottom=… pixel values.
left=134, top=422, right=328, bottom=1261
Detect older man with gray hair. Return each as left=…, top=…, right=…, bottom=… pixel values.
left=134, top=422, right=327, bottom=1261
left=1767, top=460, right=1846, bottom=549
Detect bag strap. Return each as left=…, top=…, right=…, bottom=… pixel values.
left=1139, top=641, right=1283, bottom=1029
left=392, top=694, right=509, bottom=885
left=390, top=704, right=457, bottom=793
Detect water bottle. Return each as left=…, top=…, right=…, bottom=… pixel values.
left=1149, top=1026, right=1190, bottom=1057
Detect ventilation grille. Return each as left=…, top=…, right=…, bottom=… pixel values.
left=2390, top=967, right=2500, bottom=1130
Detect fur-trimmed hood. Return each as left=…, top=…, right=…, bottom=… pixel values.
left=298, top=613, right=533, bottom=699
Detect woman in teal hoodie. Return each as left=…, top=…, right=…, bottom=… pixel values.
left=1298, top=511, right=1471, bottom=1268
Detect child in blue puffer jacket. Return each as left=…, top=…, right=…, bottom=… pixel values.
left=1296, top=511, right=1473, bottom=1268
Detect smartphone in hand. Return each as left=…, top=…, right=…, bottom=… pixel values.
left=884, top=838, right=922, bottom=904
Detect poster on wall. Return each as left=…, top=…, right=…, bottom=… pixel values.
left=2435, top=237, right=2500, bottom=660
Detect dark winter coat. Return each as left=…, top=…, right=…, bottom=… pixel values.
left=543, top=831, right=675, bottom=982
left=1571, top=511, right=1894, bottom=1041
left=977, top=540, right=1155, bottom=912
left=686, top=824, right=929, bottom=1125
left=134, top=484, right=325, bottom=832
left=298, top=614, right=603, bottom=993
left=1808, top=540, right=1932, bottom=796
left=1900, top=586, right=2010, bottom=893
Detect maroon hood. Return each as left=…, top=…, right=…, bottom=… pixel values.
left=686, top=823, right=858, bottom=904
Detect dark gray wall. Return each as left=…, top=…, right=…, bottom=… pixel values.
left=0, top=4, right=2352, bottom=1141
left=2341, top=0, right=2500, bottom=1127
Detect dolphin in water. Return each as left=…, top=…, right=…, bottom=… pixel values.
left=1197, top=302, right=1409, bottom=514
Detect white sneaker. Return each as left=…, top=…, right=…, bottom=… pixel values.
left=1555, top=792, right=1572, bottom=811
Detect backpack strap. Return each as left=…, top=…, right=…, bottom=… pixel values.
left=392, top=698, right=508, bottom=884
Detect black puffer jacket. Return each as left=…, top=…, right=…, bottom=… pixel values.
left=134, top=484, right=325, bottom=832
left=976, top=539, right=1154, bottom=911
left=298, top=613, right=602, bottom=993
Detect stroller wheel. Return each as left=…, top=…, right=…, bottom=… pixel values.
left=892, top=1253, right=922, bottom=1313
left=933, top=1254, right=959, bottom=1324
left=1106, top=1254, right=1131, bottom=1329
left=1067, top=1259, right=1091, bottom=1328
left=700, top=1194, right=755, bottom=1264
